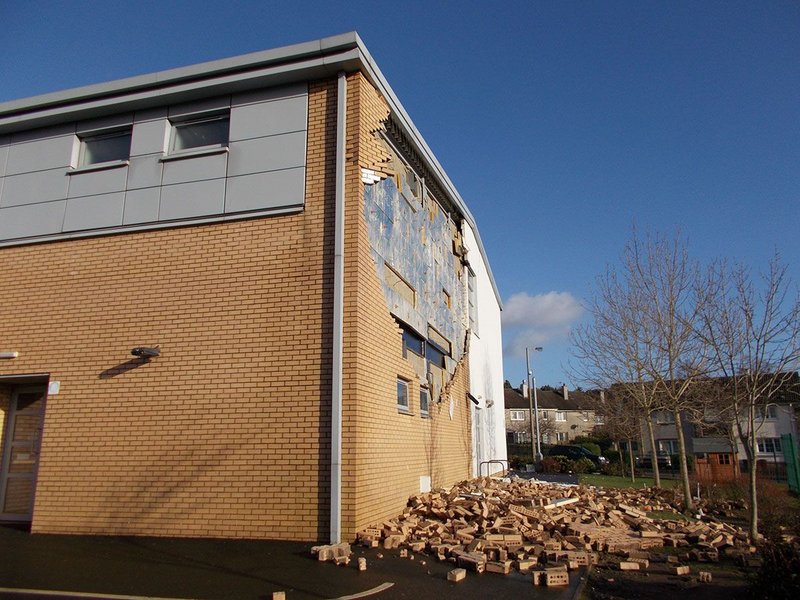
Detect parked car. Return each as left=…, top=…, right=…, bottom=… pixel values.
left=547, top=445, right=608, bottom=468
left=636, top=453, right=672, bottom=469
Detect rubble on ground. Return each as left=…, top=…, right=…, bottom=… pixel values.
left=350, top=476, right=753, bottom=586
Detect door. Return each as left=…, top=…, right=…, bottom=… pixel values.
left=0, top=385, right=47, bottom=521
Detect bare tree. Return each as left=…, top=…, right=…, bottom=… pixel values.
left=696, top=254, right=800, bottom=540
left=593, top=390, right=642, bottom=482
left=572, top=231, right=707, bottom=503
left=571, top=267, right=666, bottom=487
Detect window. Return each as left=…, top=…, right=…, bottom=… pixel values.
left=594, top=414, right=605, bottom=425
left=556, top=432, right=568, bottom=441
left=542, top=433, right=551, bottom=444
left=540, top=410, right=549, bottom=420
left=401, top=326, right=425, bottom=357
left=510, top=410, right=526, bottom=421
left=657, top=439, right=679, bottom=454
left=755, top=405, right=778, bottom=420
left=420, top=388, right=430, bottom=417
left=757, top=437, right=782, bottom=454
left=79, top=129, right=132, bottom=166
left=425, top=343, right=446, bottom=369
left=513, top=431, right=530, bottom=444
left=170, top=114, right=229, bottom=153
left=654, top=410, right=675, bottom=424
left=581, top=411, right=590, bottom=422
left=555, top=411, right=566, bottom=422
left=468, top=270, right=478, bottom=335
left=397, top=378, right=410, bottom=412
left=717, top=454, right=731, bottom=465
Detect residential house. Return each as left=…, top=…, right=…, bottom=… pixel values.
left=504, top=382, right=602, bottom=445
left=636, top=375, right=799, bottom=475
left=0, top=33, right=506, bottom=542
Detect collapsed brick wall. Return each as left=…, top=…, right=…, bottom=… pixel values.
left=0, top=79, right=337, bottom=540
left=341, top=73, right=472, bottom=540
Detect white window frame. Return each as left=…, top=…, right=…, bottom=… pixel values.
left=167, top=113, right=230, bottom=157
left=76, top=128, right=132, bottom=169
left=755, top=405, right=778, bottom=420
left=556, top=432, right=568, bottom=442
left=555, top=411, right=566, bottom=422
left=757, top=437, right=782, bottom=454
left=657, top=439, right=679, bottom=454
left=420, top=387, right=430, bottom=418
left=397, top=378, right=410, bottom=412
left=510, top=410, right=525, bottom=422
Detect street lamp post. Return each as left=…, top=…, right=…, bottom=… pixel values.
left=526, top=346, right=544, bottom=462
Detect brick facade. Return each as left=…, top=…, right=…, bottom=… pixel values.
left=0, top=71, right=475, bottom=541
left=0, top=80, right=336, bottom=540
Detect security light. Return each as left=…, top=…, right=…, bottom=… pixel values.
left=0, top=351, right=18, bottom=359
left=131, top=347, right=160, bottom=358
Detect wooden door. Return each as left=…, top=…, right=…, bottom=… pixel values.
left=0, top=385, right=47, bottom=521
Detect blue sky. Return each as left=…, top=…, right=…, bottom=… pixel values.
left=2, top=1, right=798, bottom=389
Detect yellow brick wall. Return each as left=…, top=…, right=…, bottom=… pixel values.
left=0, top=80, right=337, bottom=540
left=340, top=73, right=473, bottom=539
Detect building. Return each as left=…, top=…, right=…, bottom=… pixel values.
left=0, top=33, right=506, bottom=542
left=635, top=375, right=799, bottom=475
left=504, top=382, right=602, bottom=445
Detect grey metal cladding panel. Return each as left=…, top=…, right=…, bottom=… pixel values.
left=0, top=168, right=69, bottom=207
left=123, top=187, right=161, bottom=225
left=130, top=119, right=167, bottom=156
left=0, top=201, right=66, bottom=240
left=229, top=95, right=308, bottom=142
left=5, top=133, right=75, bottom=175
left=231, top=82, right=307, bottom=107
left=126, top=155, right=163, bottom=190
left=67, top=166, right=128, bottom=198
left=159, top=178, right=225, bottom=221
left=224, top=167, right=305, bottom=213
left=168, top=96, right=231, bottom=119
left=62, top=192, right=125, bottom=231
left=227, top=131, right=306, bottom=177
left=75, top=113, right=133, bottom=135
left=0, top=137, right=8, bottom=177
left=162, top=153, right=228, bottom=186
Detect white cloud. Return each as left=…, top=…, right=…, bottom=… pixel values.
left=502, top=291, right=584, bottom=358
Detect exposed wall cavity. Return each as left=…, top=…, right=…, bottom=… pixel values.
left=363, top=133, right=469, bottom=400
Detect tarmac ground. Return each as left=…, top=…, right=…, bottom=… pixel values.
left=0, top=524, right=584, bottom=600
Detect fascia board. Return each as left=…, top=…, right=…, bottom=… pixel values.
left=0, top=33, right=360, bottom=117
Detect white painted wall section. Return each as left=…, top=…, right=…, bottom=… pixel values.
left=463, top=222, right=506, bottom=476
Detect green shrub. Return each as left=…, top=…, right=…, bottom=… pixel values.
left=540, top=456, right=561, bottom=473
left=576, top=442, right=601, bottom=456
left=601, top=461, right=622, bottom=476
left=573, top=457, right=596, bottom=473
left=748, top=538, right=800, bottom=599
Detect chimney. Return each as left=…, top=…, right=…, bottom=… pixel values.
left=521, top=381, right=529, bottom=399
left=562, top=384, right=569, bottom=400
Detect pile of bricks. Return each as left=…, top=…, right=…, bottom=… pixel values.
left=353, top=476, right=751, bottom=586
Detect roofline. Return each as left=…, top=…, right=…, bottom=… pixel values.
left=0, top=32, right=502, bottom=307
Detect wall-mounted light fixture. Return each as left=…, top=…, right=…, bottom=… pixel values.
left=131, top=347, right=160, bottom=358
left=0, top=351, right=19, bottom=359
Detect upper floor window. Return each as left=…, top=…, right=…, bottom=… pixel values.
left=79, top=129, right=132, bottom=166
left=170, top=114, right=229, bottom=153
left=653, top=410, right=675, bottom=424
left=555, top=411, right=566, bottom=422
left=468, top=269, right=478, bottom=335
left=755, top=405, right=778, bottom=420
left=510, top=410, right=526, bottom=421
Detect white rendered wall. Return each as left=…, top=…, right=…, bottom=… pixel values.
left=463, top=223, right=506, bottom=476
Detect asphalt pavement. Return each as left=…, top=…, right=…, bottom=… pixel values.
left=0, top=524, right=584, bottom=600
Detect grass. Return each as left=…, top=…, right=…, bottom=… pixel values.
left=579, top=473, right=656, bottom=489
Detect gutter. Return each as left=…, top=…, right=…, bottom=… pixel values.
left=330, top=70, right=347, bottom=544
